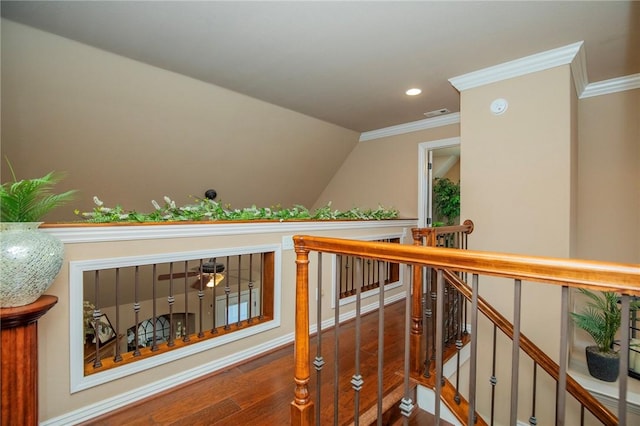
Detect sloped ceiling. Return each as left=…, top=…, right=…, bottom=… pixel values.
left=2, top=1, right=638, bottom=132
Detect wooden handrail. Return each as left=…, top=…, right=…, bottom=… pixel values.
left=292, top=235, right=640, bottom=293
left=291, top=234, right=639, bottom=425
left=442, top=270, right=618, bottom=426
left=411, top=219, right=475, bottom=240
left=409, top=221, right=475, bottom=373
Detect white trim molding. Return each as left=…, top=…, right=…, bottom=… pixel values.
left=359, top=113, right=460, bottom=142
left=448, top=41, right=585, bottom=93
left=69, top=244, right=283, bottom=393
left=417, top=137, right=460, bottom=228
left=581, top=73, right=640, bottom=98
left=43, top=219, right=418, bottom=244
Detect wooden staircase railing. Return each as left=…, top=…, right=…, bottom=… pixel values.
left=291, top=233, right=640, bottom=426
left=411, top=221, right=474, bottom=375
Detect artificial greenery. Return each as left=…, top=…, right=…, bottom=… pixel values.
left=571, top=289, right=621, bottom=354
left=432, top=177, right=460, bottom=226
left=0, top=159, right=76, bottom=222
left=77, top=196, right=399, bottom=223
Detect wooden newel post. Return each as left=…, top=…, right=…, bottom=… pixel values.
left=410, top=229, right=425, bottom=374
left=1, top=295, right=58, bottom=426
left=291, top=239, right=314, bottom=426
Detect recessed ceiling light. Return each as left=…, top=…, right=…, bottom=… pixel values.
left=405, top=88, right=422, bottom=96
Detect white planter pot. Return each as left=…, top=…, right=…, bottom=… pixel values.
left=0, top=222, right=64, bottom=307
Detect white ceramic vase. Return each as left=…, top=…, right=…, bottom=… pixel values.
left=0, top=222, right=64, bottom=307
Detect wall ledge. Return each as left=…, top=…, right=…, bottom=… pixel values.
left=41, top=219, right=418, bottom=243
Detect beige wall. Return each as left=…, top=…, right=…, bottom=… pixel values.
left=577, top=89, right=640, bottom=263
left=313, top=125, right=459, bottom=217
left=1, top=20, right=359, bottom=222
left=459, top=66, right=575, bottom=425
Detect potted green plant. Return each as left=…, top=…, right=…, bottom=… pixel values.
left=571, top=289, right=622, bottom=382
left=0, top=161, right=76, bottom=307
left=432, top=177, right=460, bottom=226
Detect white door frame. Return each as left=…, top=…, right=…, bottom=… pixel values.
left=417, top=137, right=460, bottom=228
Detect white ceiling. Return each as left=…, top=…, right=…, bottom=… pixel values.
left=2, top=1, right=638, bottom=132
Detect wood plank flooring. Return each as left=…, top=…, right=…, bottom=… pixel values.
left=79, top=301, right=447, bottom=425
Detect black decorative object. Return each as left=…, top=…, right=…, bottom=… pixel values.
left=204, top=189, right=217, bottom=200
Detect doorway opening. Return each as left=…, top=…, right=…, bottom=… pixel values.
left=417, top=137, right=460, bottom=228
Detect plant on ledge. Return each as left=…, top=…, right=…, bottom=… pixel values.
left=76, top=196, right=399, bottom=223
left=1, top=161, right=76, bottom=222
left=0, top=160, right=76, bottom=306
left=570, top=289, right=640, bottom=382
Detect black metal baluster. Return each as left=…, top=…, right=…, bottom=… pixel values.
left=556, top=286, right=569, bottom=425
left=151, top=264, right=158, bottom=351
left=133, top=266, right=141, bottom=357
left=113, top=268, right=122, bottom=362
left=92, top=270, right=102, bottom=369
left=424, top=265, right=432, bottom=378
left=468, top=273, right=479, bottom=426
left=454, top=290, right=462, bottom=405
left=224, top=256, right=231, bottom=330
left=529, top=361, right=537, bottom=425
left=422, top=266, right=433, bottom=378
left=490, top=324, right=497, bottom=426
left=197, top=259, right=204, bottom=338
left=237, top=255, right=242, bottom=326
left=361, top=258, right=365, bottom=296
left=167, top=262, right=175, bottom=347
left=259, top=254, right=264, bottom=320
left=619, top=294, right=630, bottom=426
left=248, top=254, right=254, bottom=324
left=182, top=260, right=190, bottom=342
left=350, top=256, right=355, bottom=295
left=510, top=279, right=522, bottom=425
left=431, top=271, right=437, bottom=374
left=211, top=258, right=218, bottom=333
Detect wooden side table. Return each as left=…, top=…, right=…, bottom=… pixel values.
left=1, top=295, right=58, bottom=426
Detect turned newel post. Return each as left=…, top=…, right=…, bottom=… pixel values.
left=410, top=228, right=426, bottom=374
left=291, top=236, right=314, bottom=426
left=1, top=295, right=58, bottom=426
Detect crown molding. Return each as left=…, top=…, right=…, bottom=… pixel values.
left=570, top=42, right=589, bottom=96
left=448, top=41, right=585, bottom=93
left=359, top=112, right=460, bottom=142
left=581, top=73, right=640, bottom=99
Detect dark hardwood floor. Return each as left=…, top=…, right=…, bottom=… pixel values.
left=80, top=301, right=447, bottom=425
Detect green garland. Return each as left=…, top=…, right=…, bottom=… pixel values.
left=76, top=196, right=399, bottom=223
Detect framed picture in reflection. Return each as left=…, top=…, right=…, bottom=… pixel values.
left=92, top=314, right=116, bottom=346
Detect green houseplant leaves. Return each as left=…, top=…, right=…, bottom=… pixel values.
left=1, top=160, right=76, bottom=222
